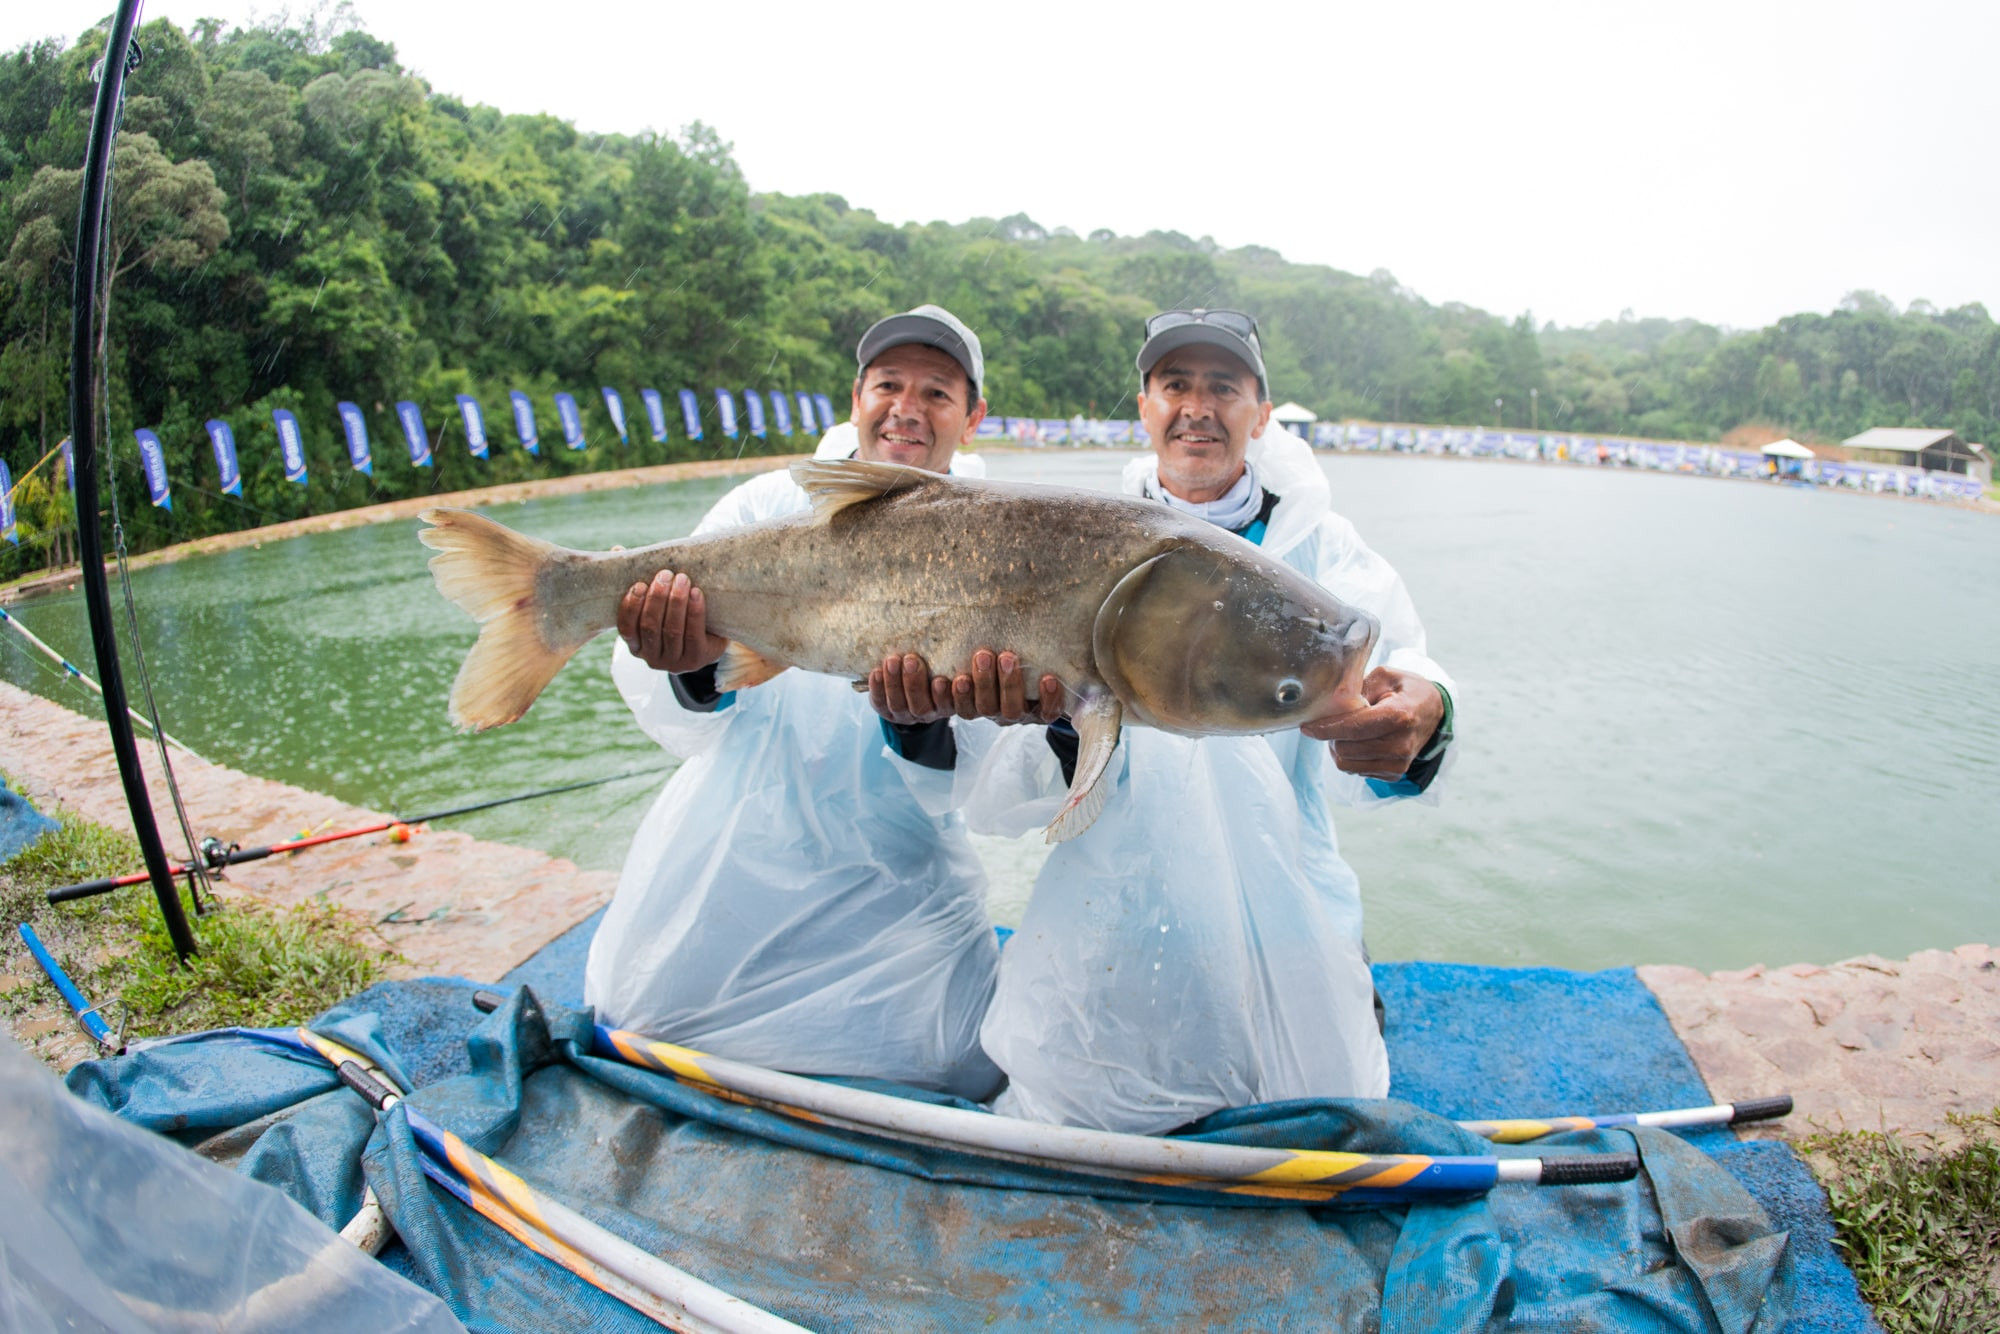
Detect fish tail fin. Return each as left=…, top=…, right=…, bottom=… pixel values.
left=419, top=508, right=585, bottom=730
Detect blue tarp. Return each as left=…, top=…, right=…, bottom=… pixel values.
left=61, top=930, right=1881, bottom=1333
left=0, top=776, right=58, bottom=862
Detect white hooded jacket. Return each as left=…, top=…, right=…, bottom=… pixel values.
left=582, top=427, right=1005, bottom=1099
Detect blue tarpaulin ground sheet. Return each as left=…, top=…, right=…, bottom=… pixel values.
left=0, top=773, right=58, bottom=862
left=64, top=910, right=1878, bottom=1333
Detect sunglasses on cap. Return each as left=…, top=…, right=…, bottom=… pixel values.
left=1143, top=309, right=1263, bottom=345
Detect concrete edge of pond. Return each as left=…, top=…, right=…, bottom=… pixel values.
left=5, top=679, right=1996, bottom=1151
left=0, top=680, right=613, bottom=989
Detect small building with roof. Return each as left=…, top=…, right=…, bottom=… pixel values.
left=1759, top=438, right=1815, bottom=477
left=1840, top=428, right=1989, bottom=483
left=1271, top=402, right=1317, bottom=439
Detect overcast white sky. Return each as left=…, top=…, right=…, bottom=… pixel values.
left=8, top=0, right=1995, bottom=331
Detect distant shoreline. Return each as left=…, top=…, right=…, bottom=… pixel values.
left=0, top=453, right=803, bottom=604
left=6, top=443, right=1990, bottom=604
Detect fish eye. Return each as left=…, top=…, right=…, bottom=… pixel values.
left=1275, top=678, right=1304, bottom=706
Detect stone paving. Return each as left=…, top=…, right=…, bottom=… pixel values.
left=0, top=681, right=614, bottom=982
left=1641, top=947, right=2000, bottom=1147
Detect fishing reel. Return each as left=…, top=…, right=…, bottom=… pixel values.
left=198, top=836, right=239, bottom=871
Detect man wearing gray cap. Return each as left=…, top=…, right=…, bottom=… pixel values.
left=969, top=308, right=1457, bottom=1132
left=582, top=305, right=1014, bottom=1100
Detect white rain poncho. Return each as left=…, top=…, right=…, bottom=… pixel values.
left=962, top=427, right=1456, bottom=1133
left=583, top=429, right=1005, bottom=1100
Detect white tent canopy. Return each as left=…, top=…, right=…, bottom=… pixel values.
left=1270, top=402, right=1317, bottom=424
left=1760, top=438, right=1816, bottom=459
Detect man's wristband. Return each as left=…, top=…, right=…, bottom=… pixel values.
left=1413, top=682, right=1454, bottom=764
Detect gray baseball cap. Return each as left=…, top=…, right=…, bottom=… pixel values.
left=856, top=305, right=984, bottom=400
left=1136, top=309, right=1269, bottom=400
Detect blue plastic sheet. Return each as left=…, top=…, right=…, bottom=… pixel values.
left=70, top=977, right=1809, bottom=1332
left=0, top=777, right=58, bottom=862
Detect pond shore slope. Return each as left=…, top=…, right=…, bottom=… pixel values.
left=4, top=624, right=1995, bottom=1147
left=1, top=453, right=803, bottom=604
left=0, top=681, right=611, bottom=982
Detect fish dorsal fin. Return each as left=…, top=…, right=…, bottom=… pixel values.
left=1045, top=693, right=1123, bottom=844
left=790, top=457, right=941, bottom=522
left=715, top=641, right=792, bottom=692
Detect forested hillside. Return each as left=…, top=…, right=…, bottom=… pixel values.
left=3, top=13, right=1994, bottom=573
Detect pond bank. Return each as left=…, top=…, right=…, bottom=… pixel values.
left=0, top=453, right=803, bottom=604
left=5, top=680, right=1991, bottom=1144
left=0, top=682, right=612, bottom=991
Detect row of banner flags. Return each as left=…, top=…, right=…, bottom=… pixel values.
left=104, top=387, right=842, bottom=515
left=5, top=399, right=1983, bottom=545
left=1317, top=421, right=1990, bottom=501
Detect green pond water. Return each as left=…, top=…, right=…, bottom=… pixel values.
left=7, top=453, right=1995, bottom=971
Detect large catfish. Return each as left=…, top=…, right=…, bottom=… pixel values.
left=419, top=457, right=1378, bottom=841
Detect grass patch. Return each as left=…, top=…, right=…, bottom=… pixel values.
left=1800, top=1113, right=2000, bottom=1333
left=2, top=802, right=395, bottom=1062
left=117, top=896, right=386, bottom=1033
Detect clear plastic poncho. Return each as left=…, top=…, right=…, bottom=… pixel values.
left=583, top=432, right=1005, bottom=1100
left=961, top=428, right=1456, bottom=1133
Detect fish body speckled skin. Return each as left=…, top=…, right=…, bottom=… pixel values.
left=547, top=477, right=1179, bottom=704
left=420, top=457, right=1378, bottom=840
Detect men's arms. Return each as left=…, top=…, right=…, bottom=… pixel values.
left=1303, top=667, right=1449, bottom=786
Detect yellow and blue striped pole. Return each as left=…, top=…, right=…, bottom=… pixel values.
left=1459, top=1096, right=1793, bottom=1144
left=269, top=1027, right=811, bottom=1334
left=517, top=1001, right=1639, bottom=1206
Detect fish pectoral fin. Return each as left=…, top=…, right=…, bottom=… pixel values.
left=1045, top=694, right=1122, bottom=844
left=789, top=457, right=942, bottom=522
left=714, top=641, right=792, bottom=692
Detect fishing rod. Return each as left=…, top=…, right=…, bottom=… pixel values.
left=1459, top=1096, right=1794, bottom=1144
left=0, top=606, right=208, bottom=761
left=46, top=766, right=667, bottom=904
left=16, top=922, right=122, bottom=1053
left=469, top=992, right=1638, bottom=1205
left=66, top=0, right=196, bottom=961
left=235, top=1026, right=809, bottom=1334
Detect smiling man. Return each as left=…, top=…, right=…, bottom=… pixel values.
left=581, top=305, right=1011, bottom=1099
left=969, top=309, right=1459, bottom=1133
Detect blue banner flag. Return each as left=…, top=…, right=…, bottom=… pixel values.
left=601, top=387, right=629, bottom=446
left=812, top=394, right=837, bottom=433
left=60, top=439, right=74, bottom=492
left=397, top=401, right=432, bottom=467
left=768, top=392, right=793, bottom=436
left=0, top=461, right=17, bottom=545
left=554, top=392, right=586, bottom=449
left=334, top=403, right=372, bottom=476
left=272, top=410, right=309, bottom=485
left=678, top=389, right=704, bottom=441
left=795, top=392, right=817, bottom=435
left=456, top=395, right=489, bottom=459
left=134, top=429, right=173, bottom=510
left=508, top=391, right=540, bottom=456
left=640, top=389, right=669, bottom=443
left=742, top=390, right=767, bottom=438
left=205, top=419, right=243, bottom=494
left=714, top=389, right=739, bottom=440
